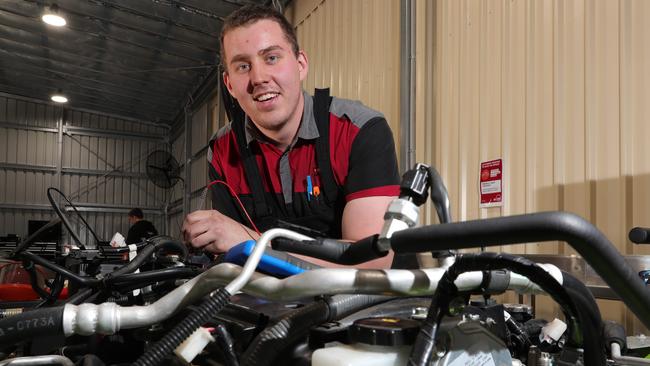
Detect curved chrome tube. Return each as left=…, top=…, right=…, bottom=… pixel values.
left=0, top=355, right=74, bottom=366
left=62, top=227, right=560, bottom=337
left=225, top=228, right=313, bottom=294
left=62, top=261, right=555, bottom=336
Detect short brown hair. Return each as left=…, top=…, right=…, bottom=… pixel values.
left=219, top=4, right=299, bottom=68
left=128, top=208, right=144, bottom=219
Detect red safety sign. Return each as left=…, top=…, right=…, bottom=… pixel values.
left=480, top=159, right=503, bottom=207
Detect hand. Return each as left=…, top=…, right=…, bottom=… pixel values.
left=182, top=209, right=258, bottom=253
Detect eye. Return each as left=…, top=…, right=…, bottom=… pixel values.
left=266, top=54, right=280, bottom=64
left=235, top=63, right=250, bottom=73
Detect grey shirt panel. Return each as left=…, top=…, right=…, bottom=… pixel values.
left=329, top=97, right=384, bottom=129
left=244, top=90, right=319, bottom=204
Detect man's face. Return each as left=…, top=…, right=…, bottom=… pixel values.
left=128, top=215, right=137, bottom=225
left=222, top=19, right=308, bottom=135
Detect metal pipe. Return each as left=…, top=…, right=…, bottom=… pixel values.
left=399, top=0, right=416, bottom=171
left=225, top=228, right=312, bottom=293
left=0, top=355, right=74, bottom=366
left=0, top=91, right=167, bottom=128
left=182, top=104, right=192, bottom=218
left=56, top=108, right=64, bottom=190
left=61, top=262, right=550, bottom=336
left=610, top=343, right=650, bottom=366
left=64, top=125, right=165, bottom=141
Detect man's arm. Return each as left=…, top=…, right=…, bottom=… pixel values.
left=341, top=195, right=394, bottom=268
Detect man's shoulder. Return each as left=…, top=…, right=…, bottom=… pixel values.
left=209, top=123, right=234, bottom=145
left=134, top=220, right=155, bottom=228
left=329, top=96, right=385, bottom=129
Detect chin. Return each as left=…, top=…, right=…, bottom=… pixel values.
left=251, top=114, right=288, bottom=131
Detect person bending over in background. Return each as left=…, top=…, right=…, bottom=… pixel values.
left=126, top=208, right=158, bottom=244
left=182, top=5, right=400, bottom=268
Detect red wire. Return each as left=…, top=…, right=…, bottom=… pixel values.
left=206, top=179, right=261, bottom=235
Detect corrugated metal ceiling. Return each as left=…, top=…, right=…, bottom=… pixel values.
left=0, top=0, right=288, bottom=125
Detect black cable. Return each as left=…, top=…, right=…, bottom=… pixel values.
left=20, top=251, right=100, bottom=287
left=133, top=288, right=231, bottom=366
left=107, top=267, right=199, bottom=286
left=11, top=217, right=61, bottom=256
left=22, top=259, right=51, bottom=299
left=104, top=237, right=188, bottom=280
left=240, top=301, right=330, bottom=366
left=44, top=273, right=65, bottom=305
left=47, top=187, right=101, bottom=248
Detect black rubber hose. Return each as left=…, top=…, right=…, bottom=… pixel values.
left=240, top=301, right=331, bottom=366
left=390, top=211, right=650, bottom=330
left=407, top=253, right=606, bottom=366
left=561, top=271, right=606, bottom=363
left=239, top=294, right=387, bottom=366
left=407, top=276, right=450, bottom=366
left=105, top=237, right=187, bottom=279
left=629, top=227, right=650, bottom=244
left=107, top=267, right=200, bottom=287
left=23, top=260, right=50, bottom=299
left=213, top=324, right=239, bottom=366
left=271, top=235, right=387, bottom=265
left=427, top=166, right=451, bottom=224
left=0, top=306, right=64, bottom=345
left=133, top=287, right=231, bottom=366
left=20, top=251, right=100, bottom=287
left=11, top=217, right=61, bottom=256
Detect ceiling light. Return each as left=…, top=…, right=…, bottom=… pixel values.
left=42, top=5, right=67, bottom=27
left=51, top=91, right=68, bottom=104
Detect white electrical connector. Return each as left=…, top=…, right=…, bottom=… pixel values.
left=539, top=318, right=567, bottom=344
left=174, top=327, right=215, bottom=364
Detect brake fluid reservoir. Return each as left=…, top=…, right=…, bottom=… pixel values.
left=311, top=317, right=420, bottom=366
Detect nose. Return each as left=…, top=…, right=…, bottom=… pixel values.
left=249, top=61, right=270, bottom=86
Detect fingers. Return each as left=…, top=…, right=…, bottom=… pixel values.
left=183, top=209, right=213, bottom=225
left=182, top=209, right=253, bottom=254
left=183, top=219, right=212, bottom=247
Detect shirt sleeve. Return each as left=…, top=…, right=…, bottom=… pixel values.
left=344, top=117, right=400, bottom=201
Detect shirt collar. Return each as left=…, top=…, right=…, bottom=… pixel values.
left=244, top=90, right=320, bottom=146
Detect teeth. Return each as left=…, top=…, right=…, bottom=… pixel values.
left=255, top=93, right=277, bottom=102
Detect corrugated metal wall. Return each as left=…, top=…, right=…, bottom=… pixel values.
left=0, top=92, right=168, bottom=246
left=423, top=0, right=650, bottom=334
left=167, top=89, right=222, bottom=238
left=288, top=0, right=402, bottom=157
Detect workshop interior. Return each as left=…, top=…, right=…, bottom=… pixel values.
left=1, top=0, right=650, bottom=365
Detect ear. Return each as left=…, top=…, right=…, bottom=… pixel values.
left=297, top=50, right=309, bottom=81
left=223, top=71, right=235, bottom=97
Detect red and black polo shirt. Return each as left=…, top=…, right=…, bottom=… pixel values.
left=207, top=90, right=400, bottom=238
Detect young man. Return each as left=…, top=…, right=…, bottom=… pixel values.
left=126, top=208, right=158, bottom=244
left=182, top=5, right=400, bottom=268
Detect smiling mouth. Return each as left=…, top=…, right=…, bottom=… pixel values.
left=254, top=92, right=279, bottom=102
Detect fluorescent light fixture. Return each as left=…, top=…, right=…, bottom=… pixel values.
left=51, top=93, right=68, bottom=103
left=42, top=5, right=66, bottom=27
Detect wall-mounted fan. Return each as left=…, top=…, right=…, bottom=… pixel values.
left=146, top=150, right=183, bottom=189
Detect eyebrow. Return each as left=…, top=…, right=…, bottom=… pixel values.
left=228, top=45, right=285, bottom=66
